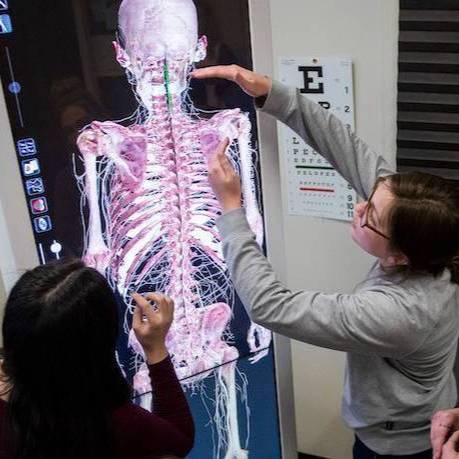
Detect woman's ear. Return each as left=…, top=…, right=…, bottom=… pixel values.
left=388, top=252, right=410, bottom=267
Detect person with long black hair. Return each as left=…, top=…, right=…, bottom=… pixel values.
left=0, top=259, right=194, bottom=459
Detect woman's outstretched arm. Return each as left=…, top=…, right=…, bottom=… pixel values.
left=193, top=65, right=395, bottom=198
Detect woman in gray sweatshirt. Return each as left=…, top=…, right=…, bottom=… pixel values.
left=193, top=65, right=459, bottom=459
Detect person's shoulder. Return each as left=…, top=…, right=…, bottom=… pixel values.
left=369, top=268, right=458, bottom=329
left=400, top=269, right=457, bottom=313
left=363, top=263, right=431, bottom=301
left=112, top=400, right=153, bottom=426
left=357, top=267, right=432, bottom=320
left=111, top=400, right=159, bottom=445
left=111, top=400, right=163, bottom=456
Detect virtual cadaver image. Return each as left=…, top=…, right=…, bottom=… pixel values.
left=75, top=0, right=271, bottom=457
left=0, top=0, right=281, bottom=457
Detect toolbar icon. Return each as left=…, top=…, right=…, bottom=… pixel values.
left=8, top=81, right=21, bottom=94
left=0, top=14, right=12, bottom=34
left=30, top=197, right=48, bottom=215
left=33, top=216, right=52, bottom=233
left=25, top=178, right=45, bottom=196
left=0, top=1, right=8, bottom=12
left=17, top=138, right=37, bottom=157
left=21, top=158, right=40, bottom=176
left=50, top=240, right=63, bottom=260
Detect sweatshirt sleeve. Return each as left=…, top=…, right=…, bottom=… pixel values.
left=258, top=80, right=396, bottom=199
left=112, top=355, right=195, bottom=458
left=147, top=355, right=195, bottom=452
left=217, top=209, right=429, bottom=358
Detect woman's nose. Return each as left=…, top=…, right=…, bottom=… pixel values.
left=355, top=202, right=366, bottom=217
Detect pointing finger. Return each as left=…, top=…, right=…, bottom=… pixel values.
left=208, top=151, right=224, bottom=176
left=218, top=152, right=234, bottom=176
left=214, top=138, right=229, bottom=157
left=215, top=138, right=230, bottom=157
left=132, top=293, right=154, bottom=321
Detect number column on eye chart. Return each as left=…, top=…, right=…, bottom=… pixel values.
left=285, top=130, right=356, bottom=220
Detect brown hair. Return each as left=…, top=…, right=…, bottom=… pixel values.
left=381, top=172, right=459, bottom=284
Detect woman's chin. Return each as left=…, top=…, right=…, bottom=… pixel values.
left=351, top=231, right=374, bottom=256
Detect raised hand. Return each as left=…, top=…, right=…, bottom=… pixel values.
left=207, top=138, right=242, bottom=213
left=132, top=292, right=174, bottom=364
left=192, top=65, right=272, bottom=98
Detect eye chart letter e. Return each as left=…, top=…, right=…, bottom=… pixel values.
left=299, top=66, right=324, bottom=94
left=279, top=57, right=357, bottom=221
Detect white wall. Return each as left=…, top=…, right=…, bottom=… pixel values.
left=268, top=0, right=399, bottom=457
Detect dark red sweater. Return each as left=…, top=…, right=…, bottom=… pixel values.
left=0, top=356, right=195, bottom=458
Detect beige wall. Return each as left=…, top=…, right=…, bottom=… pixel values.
left=268, top=0, right=399, bottom=457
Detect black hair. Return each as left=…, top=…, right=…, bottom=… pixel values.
left=2, top=259, right=131, bottom=459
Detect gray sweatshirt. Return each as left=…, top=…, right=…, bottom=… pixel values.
left=216, top=81, right=459, bottom=455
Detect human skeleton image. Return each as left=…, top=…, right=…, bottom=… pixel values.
left=76, top=0, right=271, bottom=457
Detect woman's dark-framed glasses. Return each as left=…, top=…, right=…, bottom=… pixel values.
left=360, top=197, right=390, bottom=240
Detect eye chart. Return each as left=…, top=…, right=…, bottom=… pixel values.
left=279, top=57, right=357, bottom=221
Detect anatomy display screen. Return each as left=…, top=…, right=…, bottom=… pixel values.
left=0, top=1, right=281, bottom=457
